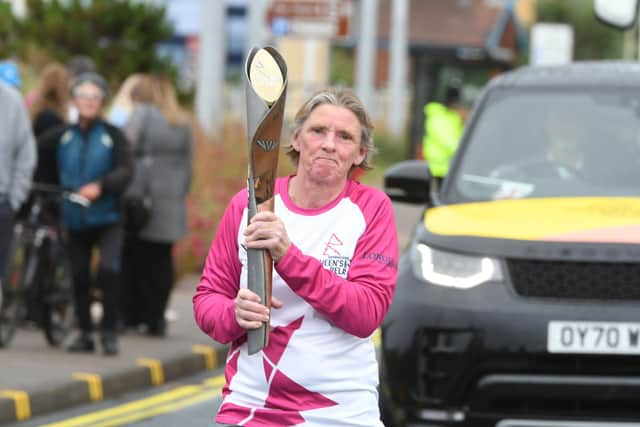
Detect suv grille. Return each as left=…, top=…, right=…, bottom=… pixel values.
left=507, top=259, right=640, bottom=300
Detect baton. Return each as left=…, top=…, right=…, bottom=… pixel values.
left=244, top=46, right=288, bottom=354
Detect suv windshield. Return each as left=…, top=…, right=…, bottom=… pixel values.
left=447, top=88, right=640, bottom=203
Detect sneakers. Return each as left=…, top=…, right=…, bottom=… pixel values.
left=67, top=333, right=95, bottom=352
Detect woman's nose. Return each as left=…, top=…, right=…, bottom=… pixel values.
left=321, top=131, right=337, bottom=149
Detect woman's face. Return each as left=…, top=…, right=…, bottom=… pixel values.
left=292, top=104, right=366, bottom=187
left=72, top=82, right=104, bottom=121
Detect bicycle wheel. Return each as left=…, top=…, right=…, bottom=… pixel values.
left=42, top=242, right=75, bottom=347
left=0, top=233, right=29, bottom=347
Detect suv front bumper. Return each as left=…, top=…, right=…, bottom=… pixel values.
left=381, top=253, right=640, bottom=426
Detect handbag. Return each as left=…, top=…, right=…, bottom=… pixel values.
left=124, top=191, right=151, bottom=235
left=124, top=107, right=153, bottom=235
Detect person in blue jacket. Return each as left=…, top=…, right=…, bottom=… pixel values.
left=41, top=72, right=133, bottom=355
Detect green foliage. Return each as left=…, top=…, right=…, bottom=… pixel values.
left=536, top=0, right=625, bottom=60
left=0, top=2, right=17, bottom=56
left=7, top=0, right=176, bottom=88
left=359, top=126, right=409, bottom=187
left=373, top=128, right=408, bottom=167
left=330, top=46, right=354, bottom=86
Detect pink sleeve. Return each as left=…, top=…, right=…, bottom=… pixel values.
left=275, top=189, right=398, bottom=338
left=193, top=190, right=247, bottom=344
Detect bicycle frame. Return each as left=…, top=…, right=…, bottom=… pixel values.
left=0, top=183, right=85, bottom=347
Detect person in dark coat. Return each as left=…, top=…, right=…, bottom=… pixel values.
left=42, top=72, right=133, bottom=355
left=121, top=74, right=193, bottom=336
left=28, top=62, right=71, bottom=186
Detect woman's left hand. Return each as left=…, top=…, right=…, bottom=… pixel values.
left=77, top=182, right=102, bottom=201
left=244, top=211, right=291, bottom=263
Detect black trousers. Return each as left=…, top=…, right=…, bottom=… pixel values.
left=67, top=224, right=124, bottom=334
left=121, top=237, right=174, bottom=331
left=0, top=200, right=14, bottom=281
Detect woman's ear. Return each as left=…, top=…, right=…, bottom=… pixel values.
left=291, top=130, right=300, bottom=151
left=353, top=144, right=366, bottom=167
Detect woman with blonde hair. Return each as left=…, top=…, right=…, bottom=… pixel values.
left=121, top=74, right=193, bottom=336
left=107, top=73, right=144, bottom=128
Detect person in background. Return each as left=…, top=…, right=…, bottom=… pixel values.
left=0, top=81, right=37, bottom=305
left=193, top=87, right=398, bottom=426
left=24, top=55, right=96, bottom=110
left=107, top=73, right=144, bottom=128
left=422, top=85, right=467, bottom=191
left=41, top=72, right=132, bottom=355
left=121, top=74, right=193, bottom=337
left=29, top=62, right=71, bottom=138
left=491, top=110, right=587, bottom=183
left=65, top=55, right=96, bottom=123
left=28, top=62, right=71, bottom=186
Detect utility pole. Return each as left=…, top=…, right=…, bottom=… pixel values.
left=196, top=0, right=226, bottom=140
left=355, top=0, right=378, bottom=108
left=387, top=0, right=409, bottom=137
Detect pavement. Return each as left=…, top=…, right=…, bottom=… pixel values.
left=0, top=274, right=228, bottom=425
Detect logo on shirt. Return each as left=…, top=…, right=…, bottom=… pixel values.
left=321, top=234, right=350, bottom=276
left=101, top=134, right=113, bottom=148
left=323, top=233, right=343, bottom=257
left=61, top=130, right=72, bottom=144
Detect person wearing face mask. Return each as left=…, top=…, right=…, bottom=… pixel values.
left=193, top=87, right=399, bottom=426
left=40, top=72, right=133, bottom=355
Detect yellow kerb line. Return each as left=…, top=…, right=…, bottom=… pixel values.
left=192, top=344, right=218, bottom=370
left=38, top=385, right=204, bottom=427
left=0, top=389, right=31, bottom=420
left=72, top=372, right=103, bottom=401
left=136, top=358, right=164, bottom=386
left=72, top=388, right=221, bottom=427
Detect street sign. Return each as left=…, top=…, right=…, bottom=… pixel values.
left=267, top=0, right=352, bottom=39
left=530, top=23, right=574, bottom=66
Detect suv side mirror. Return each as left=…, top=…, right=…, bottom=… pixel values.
left=594, top=0, right=638, bottom=29
left=383, top=160, right=431, bottom=205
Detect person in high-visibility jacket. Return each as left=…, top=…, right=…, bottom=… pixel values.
left=422, top=86, right=466, bottom=187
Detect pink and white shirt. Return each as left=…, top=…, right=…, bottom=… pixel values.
left=194, top=176, right=398, bottom=426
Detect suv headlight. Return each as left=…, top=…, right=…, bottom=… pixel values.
left=411, top=243, right=503, bottom=289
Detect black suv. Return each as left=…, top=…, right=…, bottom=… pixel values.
left=380, top=61, right=640, bottom=427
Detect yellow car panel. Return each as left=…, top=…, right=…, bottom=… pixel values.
left=425, top=197, right=640, bottom=243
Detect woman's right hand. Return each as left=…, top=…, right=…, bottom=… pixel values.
left=234, top=288, right=283, bottom=330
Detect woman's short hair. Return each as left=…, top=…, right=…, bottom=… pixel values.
left=285, top=87, right=376, bottom=172
left=71, top=71, right=109, bottom=98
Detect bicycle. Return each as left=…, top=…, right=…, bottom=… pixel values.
left=0, top=183, right=89, bottom=348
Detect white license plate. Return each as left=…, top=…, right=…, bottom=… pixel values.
left=548, top=321, right=640, bottom=354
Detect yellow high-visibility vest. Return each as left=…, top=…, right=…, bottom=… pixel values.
left=422, top=102, right=464, bottom=178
